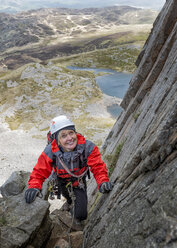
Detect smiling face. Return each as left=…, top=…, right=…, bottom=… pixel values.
left=58, top=129, right=77, bottom=152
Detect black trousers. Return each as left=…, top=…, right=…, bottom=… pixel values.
left=60, top=181, right=88, bottom=221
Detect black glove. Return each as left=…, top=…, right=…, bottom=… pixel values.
left=99, top=182, right=113, bottom=193
left=25, top=188, right=40, bottom=204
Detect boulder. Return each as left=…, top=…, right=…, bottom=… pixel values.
left=0, top=171, right=52, bottom=248
left=0, top=171, right=29, bottom=197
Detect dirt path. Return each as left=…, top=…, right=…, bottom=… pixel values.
left=0, top=122, right=45, bottom=186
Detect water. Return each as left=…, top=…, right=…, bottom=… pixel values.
left=67, top=66, right=132, bottom=118
left=107, top=104, right=123, bottom=119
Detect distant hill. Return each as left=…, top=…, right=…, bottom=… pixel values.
left=0, top=6, right=158, bottom=69
left=0, top=0, right=165, bottom=13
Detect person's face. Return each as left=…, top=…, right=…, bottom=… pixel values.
left=58, top=129, right=77, bottom=152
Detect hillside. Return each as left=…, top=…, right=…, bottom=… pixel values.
left=0, top=6, right=157, bottom=69
left=0, top=61, right=123, bottom=186
left=0, top=63, right=118, bottom=139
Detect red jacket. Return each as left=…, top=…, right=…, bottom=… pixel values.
left=28, top=133, right=109, bottom=190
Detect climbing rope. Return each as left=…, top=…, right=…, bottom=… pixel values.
left=66, top=182, right=76, bottom=248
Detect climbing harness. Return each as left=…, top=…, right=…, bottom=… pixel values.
left=58, top=156, right=89, bottom=179
left=48, top=152, right=89, bottom=198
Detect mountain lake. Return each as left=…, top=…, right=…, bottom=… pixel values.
left=67, top=66, right=132, bottom=118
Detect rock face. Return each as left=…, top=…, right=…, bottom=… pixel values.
left=84, top=1, right=177, bottom=247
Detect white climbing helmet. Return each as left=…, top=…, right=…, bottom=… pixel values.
left=50, top=115, right=75, bottom=135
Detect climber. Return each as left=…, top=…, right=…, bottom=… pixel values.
left=25, top=115, right=113, bottom=222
